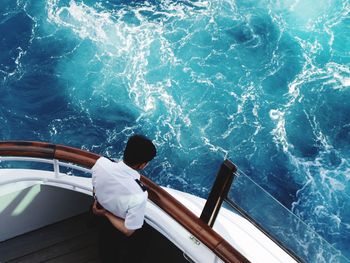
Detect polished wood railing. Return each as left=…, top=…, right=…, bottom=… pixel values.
left=0, top=141, right=248, bottom=263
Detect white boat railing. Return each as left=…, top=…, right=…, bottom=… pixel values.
left=0, top=141, right=249, bottom=263
left=0, top=156, right=92, bottom=175
left=0, top=156, right=93, bottom=194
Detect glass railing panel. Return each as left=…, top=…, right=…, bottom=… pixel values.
left=226, top=170, right=349, bottom=263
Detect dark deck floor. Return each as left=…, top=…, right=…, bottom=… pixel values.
left=0, top=213, right=99, bottom=263
left=0, top=212, right=188, bottom=263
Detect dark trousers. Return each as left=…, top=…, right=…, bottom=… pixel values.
left=96, top=216, right=151, bottom=263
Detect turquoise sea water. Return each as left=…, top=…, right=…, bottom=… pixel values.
left=1, top=0, right=349, bottom=261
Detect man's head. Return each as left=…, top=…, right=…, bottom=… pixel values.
left=123, top=134, right=157, bottom=169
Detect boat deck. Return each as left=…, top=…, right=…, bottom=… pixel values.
left=0, top=213, right=99, bottom=263
left=0, top=212, right=188, bottom=263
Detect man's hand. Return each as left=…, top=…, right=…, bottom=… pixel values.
left=92, top=201, right=135, bottom=236
left=92, top=200, right=107, bottom=216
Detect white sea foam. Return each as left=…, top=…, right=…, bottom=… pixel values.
left=268, top=32, right=350, bottom=258
left=269, top=109, right=293, bottom=153
left=40, top=2, right=350, bottom=260
left=327, top=63, right=350, bottom=89
left=46, top=0, right=194, bottom=138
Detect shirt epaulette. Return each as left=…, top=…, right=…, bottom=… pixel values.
left=135, top=179, right=147, bottom=192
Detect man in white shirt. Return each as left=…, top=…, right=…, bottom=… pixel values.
left=91, top=134, right=156, bottom=262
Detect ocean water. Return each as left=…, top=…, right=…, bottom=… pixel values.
left=0, top=0, right=349, bottom=261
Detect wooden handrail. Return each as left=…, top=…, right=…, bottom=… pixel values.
left=0, top=141, right=249, bottom=263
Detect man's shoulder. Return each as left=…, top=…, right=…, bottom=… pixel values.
left=134, top=179, right=147, bottom=192
left=92, top=156, right=107, bottom=169
left=97, top=156, right=120, bottom=164
left=93, top=157, right=121, bottom=170
left=103, top=156, right=118, bottom=163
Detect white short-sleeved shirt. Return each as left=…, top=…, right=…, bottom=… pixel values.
left=92, top=157, right=148, bottom=230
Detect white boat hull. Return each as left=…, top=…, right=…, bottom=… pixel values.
left=0, top=168, right=297, bottom=263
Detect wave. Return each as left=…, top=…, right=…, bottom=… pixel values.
left=1, top=0, right=349, bottom=260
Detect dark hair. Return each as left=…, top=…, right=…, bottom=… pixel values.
left=123, top=134, right=157, bottom=166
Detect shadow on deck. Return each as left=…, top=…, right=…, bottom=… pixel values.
left=0, top=212, right=188, bottom=263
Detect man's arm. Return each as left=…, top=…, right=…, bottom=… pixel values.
left=104, top=212, right=135, bottom=236
left=92, top=201, right=135, bottom=237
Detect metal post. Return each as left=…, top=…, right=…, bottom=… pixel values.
left=200, top=160, right=237, bottom=227
left=53, top=159, right=60, bottom=178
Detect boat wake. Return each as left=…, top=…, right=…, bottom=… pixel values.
left=0, top=0, right=349, bottom=261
